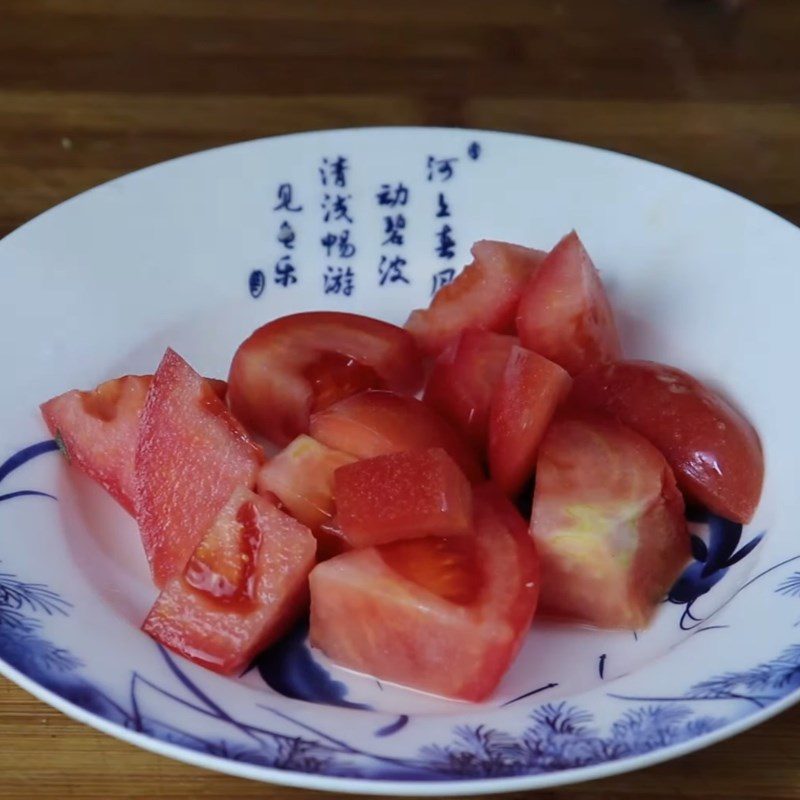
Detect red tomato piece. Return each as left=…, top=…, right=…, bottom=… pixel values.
left=228, top=312, right=424, bottom=446
left=40, top=375, right=152, bottom=515
left=142, top=487, right=316, bottom=674
left=405, top=240, right=546, bottom=356
left=488, top=346, right=572, bottom=497
left=309, top=483, right=539, bottom=701
left=516, top=231, right=621, bottom=375
left=531, top=410, right=689, bottom=629
left=256, top=434, right=357, bottom=532
left=334, top=448, right=473, bottom=548
left=136, top=349, right=263, bottom=587
left=309, top=390, right=484, bottom=483
left=571, top=360, right=764, bottom=523
left=424, top=330, right=517, bottom=453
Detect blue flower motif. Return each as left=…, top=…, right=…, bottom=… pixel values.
left=668, top=509, right=763, bottom=629
left=0, top=436, right=794, bottom=783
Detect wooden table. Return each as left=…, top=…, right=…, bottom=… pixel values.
left=1, top=1, right=799, bottom=797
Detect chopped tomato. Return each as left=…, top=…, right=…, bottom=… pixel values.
left=309, top=390, right=484, bottom=483
left=228, top=312, right=424, bottom=446
left=142, top=487, right=316, bottom=675
left=571, top=360, right=764, bottom=523
left=424, top=330, right=517, bottom=453
left=256, top=434, right=356, bottom=533
left=334, top=448, right=473, bottom=547
left=531, top=410, right=689, bottom=629
left=309, top=483, right=538, bottom=701
left=488, top=346, right=572, bottom=497
left=516, top=231, right=621, bottom=375
left=40, top=375, right=152, bottom=515
left=405, top=240, right=546, bottom=356
left=136, top=349, right=263, bottom=586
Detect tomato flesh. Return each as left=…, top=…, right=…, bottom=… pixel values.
left=40, top=375, right=152, bottom=515
left=305, top=352, right=385, bottom=413
left=142, top=487, right=316, bottom=674
left=488, top=346, right=572, bottom=497
left=228, top=312, right=423, bottom=446
left=424, top=330, right=517, bottom=453
left=310, top=390, right=484, bottom=483
left=256, top=434, right=357, bottom=539
left=531, top=410, right=689, bottom=629
left=334, top=448, right=473, bottom=548
left=571, top=360, right=764, bottom=523
left=516, top=231, right=621, bottom=375
left=136, top=349, right=263, bottom=587
left=379, top=536, right=481, bottom=606
left=405, top=240, right=545, bottom=356
left=308, top=484, right=538, bottom=701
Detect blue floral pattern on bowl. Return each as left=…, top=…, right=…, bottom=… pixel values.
left=0, top=439, right=794, bottom=785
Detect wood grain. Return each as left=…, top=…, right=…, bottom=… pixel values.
left=1, top=1, right=799, bottom=797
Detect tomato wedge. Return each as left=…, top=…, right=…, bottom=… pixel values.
left=309, top=390, right=484, bottom=483
left=309, top=483, right=538, bottom=701
left=424, top=330, right=517, bottom=453
left=136, top=349, right=263, bottom=586
left=531, top=410, right=689, bottom=629
left=571, top=360, right=764, bottom=523
left=40, top=375, right=152, bottom=515
left=334, top=448, right=473, bottom=547
left=488, top=346, right=572, bottom=496
left=256, top=434, right=357, bottom=532
left=405, top=240, right=546, bottom=356
left=142, top=487, right=316, bottom=674
left=228, top=312, right=424, bottom=446
left=516, top=231, right=621, bottom=375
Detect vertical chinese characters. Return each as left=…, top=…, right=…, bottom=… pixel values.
left=249, top=182, right=303, bottom=298
left=426, top=142, right=482, bottom=296
left=427, top=155, right=459, bottom=296
left=272, top=183, right=303, bottom=288
left=320, top=157, right=356, bottom=296
left=376, top=182, right=411, bottom=287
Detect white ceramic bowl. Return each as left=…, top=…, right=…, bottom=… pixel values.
left=0, top=128, right=797, bottom=795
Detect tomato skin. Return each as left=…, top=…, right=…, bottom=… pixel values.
left=228, top=312, right=424, bottom=446
left=309, top=390, right=484, bottom=483
left=142, top=487, right=316, bottom=675
left=424, top=330, right=517, bottom=453
left=40, top=375, right=152, bottom=515
left=488, top=346, right=572, bottom=497
left=136, top=349, right=263, bottom=587
left=531, top=410, right=689, bottom=629
left=570, top=360, right=764, bottom=523
left=256, top=435, right=357, bottom=534
left=405, top=240, right=545, bottom=356
left=334, top=448, right=473, bottom=547
left=516, top=231, right=621, bottom=375
left=308, top=483, right=538, bottom=701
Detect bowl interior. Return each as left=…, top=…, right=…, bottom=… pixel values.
left=0, top=128, right=796, bottom=791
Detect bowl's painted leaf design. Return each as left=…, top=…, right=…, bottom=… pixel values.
left=0, top=438, right=793, bottom=782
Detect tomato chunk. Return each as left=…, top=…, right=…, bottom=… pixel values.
left=309, top=390, right=484, bottom=483
left=334, top=448, right=473, bottom=548
left=571, top=360, right=764, bottom=523
left=142, top=487, right=316, bottom=674
left=531, top=410, right=689, bottom=629
left=136, top=349, right=263, bottom=587
left=488, top=346, right=572, bottom=497
left=256, top=434, right=356, bottom=535
left=516, top=231, right=621, bottom=375
left=40, top=375, right=152, bottom=515
left=309, top=484, right=538, bottom=701
left=228, top=312, right=424, bottom=446
left=405, top=240, right=545, bottom=356
left=424, top=330, right=517, bottom=453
